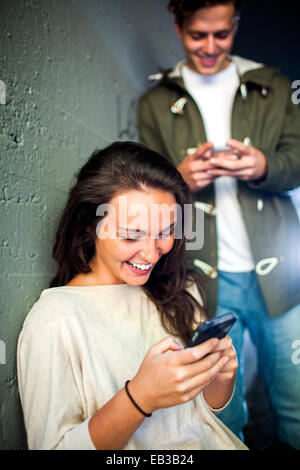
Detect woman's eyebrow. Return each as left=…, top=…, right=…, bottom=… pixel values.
left=118, top=222, right=176, bottom=236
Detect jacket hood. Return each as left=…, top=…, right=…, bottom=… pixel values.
left=149, top=55, right=278, bottom=89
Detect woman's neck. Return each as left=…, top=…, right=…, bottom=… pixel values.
left=66, top=272, right=100, bottom=287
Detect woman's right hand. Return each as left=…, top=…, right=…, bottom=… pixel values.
left=128, top=336, right=228, bottom=414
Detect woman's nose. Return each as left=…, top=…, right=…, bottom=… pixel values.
left=139, top=239, right=160, bottom=264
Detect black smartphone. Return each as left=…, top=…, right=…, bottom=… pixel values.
left=186, top=312, right=236, bottom=348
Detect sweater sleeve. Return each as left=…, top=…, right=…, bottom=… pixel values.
left=17, top=312, right=96, bottom=450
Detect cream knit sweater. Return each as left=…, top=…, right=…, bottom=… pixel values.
left=17, top=283, right=247, bottom=450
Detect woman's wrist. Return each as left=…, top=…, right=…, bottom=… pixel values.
left=203, top=376, right=235, bottom=411
left=128, top=376, right=154, bottom=415
left=124, top=380, right=152, bottom=417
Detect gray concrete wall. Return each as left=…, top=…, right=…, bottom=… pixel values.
left=0, top=0, right=180, bottom=450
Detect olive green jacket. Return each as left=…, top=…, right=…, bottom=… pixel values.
left=138, top=56, right=300, bottom=317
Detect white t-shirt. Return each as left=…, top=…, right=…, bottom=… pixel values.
left=17, top=283, right=247, bottom=450
left=182, top=63, right=255, bottom=272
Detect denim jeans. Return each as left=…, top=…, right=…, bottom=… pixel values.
left=216, top=270, right=300, bottom=449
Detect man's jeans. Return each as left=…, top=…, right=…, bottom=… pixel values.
left=216, top=270, right=300, bottom=449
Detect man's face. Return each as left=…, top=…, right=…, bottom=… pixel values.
left=175, top=4, right=239, bottom=76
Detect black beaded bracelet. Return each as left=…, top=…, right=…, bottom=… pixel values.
left=124, top=380, right=152, bottom=418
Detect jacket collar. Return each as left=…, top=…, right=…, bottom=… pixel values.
left=149, top=55, right=276, bottom=90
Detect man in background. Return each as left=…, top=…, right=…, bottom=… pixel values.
left=138, top=0, right=300, bottom=448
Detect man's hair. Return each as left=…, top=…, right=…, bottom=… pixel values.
left=168, top=0, right=243, bottom=26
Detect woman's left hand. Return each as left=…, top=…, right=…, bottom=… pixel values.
left=202, top=336, right=238, bottom=409
left=211, top=336, right=238, bottom=382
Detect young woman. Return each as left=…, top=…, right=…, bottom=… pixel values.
left=17, top=142, right=247, bottom=450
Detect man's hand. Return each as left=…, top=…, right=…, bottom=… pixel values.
left=177, top=142, right=216, bottom=191
left=207, top=139, right=268, bottom=181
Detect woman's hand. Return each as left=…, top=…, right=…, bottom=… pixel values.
left=211, top=336, right=238, bottom=382
left=89, top=335, right=237, bottom=449
left=203, top=336, right=238, bottom=410
left=129, top=336, right=229, bottom=414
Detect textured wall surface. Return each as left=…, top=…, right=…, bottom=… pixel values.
left=0, top=0, right=179, bottom=450
left=0, top=0, right=299, bottom=451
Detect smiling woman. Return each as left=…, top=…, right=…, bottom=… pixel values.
left=85, top=187, right=177, bottom=286
left=48, top=141, right=202, bottom=343
left=17, top=141, right=247, bottom=450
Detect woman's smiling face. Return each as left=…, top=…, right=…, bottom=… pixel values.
left=90, top=188, right=178, bottom=286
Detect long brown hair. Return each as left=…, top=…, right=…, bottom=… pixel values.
left=50, top=141, right=206, bottom=343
